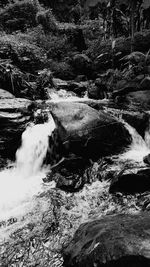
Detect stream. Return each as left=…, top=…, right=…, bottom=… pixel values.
left=0, top=93, right=150, bottom=266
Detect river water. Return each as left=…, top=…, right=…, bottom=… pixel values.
left=0, top=115, right=56, bottom=220
left=0, top=97, right=150, bottom=222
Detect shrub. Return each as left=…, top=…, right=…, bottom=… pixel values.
left=47, top=60, right=75, bottom=80
left=36, top=9, right=58, bottom=34
left=0, top=0, right=38, bottom=32
left=0, top=59, right=32, bottom=97
left=0, top=32, right=45, bottom=73
left=82, top=19, right=104, bottom=42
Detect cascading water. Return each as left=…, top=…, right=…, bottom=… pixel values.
left=145, top=117, right=150, bottom=149
left=121, top=121, right=150, bottom=162
left=0, top=115, right=56, bottom=221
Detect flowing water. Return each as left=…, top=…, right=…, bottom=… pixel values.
left=0, top=105, right=150, bottom=221
left=121, top=121, right=150, bottom=162
left=0, top=115, right=56, bottom=221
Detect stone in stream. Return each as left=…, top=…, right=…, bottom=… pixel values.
left=122, top=111, right=149, bottom=139
left=44, top=101, right=132, bottom=161
left=143, top=154, right=150, bottom=165
left=109, top=169, right=150, bottom=194
left=88, top=78, right=108, bottom=100
left=112, top=88, right=150, bottom=111
left=38, top=101, right=131, bottom=188
left=0, top=89, right=15, bottom=99
left=0, top=98, right=31, bottom=160
left=63, top=212, right=150, bottom=267
left=140, top=76, right=150, bottom=90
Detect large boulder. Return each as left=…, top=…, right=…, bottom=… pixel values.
left=0, top=98, right=31, bottom=160
left=88, top=79, right=107, bottom=100
left=109, top=169, right=150, bottom=194
left=122, top=111, right=149, bottom=138
left=0, top=89, right=15, bottom=99
left=45, top=101, right=131, bottom=159
left=143, top=154, right=150, bottom=165
left=124, top=90, right=150, bottom=110
left=63, top=212, right=150, bottom=267
left=140, top=76, right=150, bottom=90
left=114, top=90, right=150, bottom=111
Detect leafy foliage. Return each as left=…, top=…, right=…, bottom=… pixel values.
left=36, top=8, right=58, bottom=34
left=47, top=60, right=75, bottom=80
left=0, top=0, right=38, bottom=32
left=0, top=59, right=31, bottom=97
left=0, top=33, right=44, bottom=73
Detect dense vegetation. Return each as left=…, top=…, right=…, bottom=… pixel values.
left=0, top=0, right=150, bottom=100
left=1, top=2, right=150, bottom=267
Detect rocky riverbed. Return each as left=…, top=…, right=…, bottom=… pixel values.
left=0, top=89, right=150, bottom=267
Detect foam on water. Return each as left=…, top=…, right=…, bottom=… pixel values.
left=121, top=121, right=150, bottom=162
left=0, top=116, right=56, bottom=221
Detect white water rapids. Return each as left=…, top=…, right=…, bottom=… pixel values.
left=0, top=108, right=150, bottom=221
left=121, top=121, right=150, bottom=162
left=0, top=115, right=56, bottom=221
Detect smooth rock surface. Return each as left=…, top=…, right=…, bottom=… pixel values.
left=0, top=98, right=31, bottom=159
left=109, top=169, right=150, bottom=194
left=63, top=212, right=150, bottom=267
left=45, top=101, right=131, bottom=159
left=0, top=89, right=15, bottom=99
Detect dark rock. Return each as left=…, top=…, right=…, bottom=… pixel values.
left=56, top=173, right=85, bottom=192
left=122, top=111, right=149, bottom=138
left=112, top=83, right=139, bottom=98
left=68, top=81, right=87, bottom=96
left=88, top=79, right=107, bottom=100
left=124, top=90, right=150, bottom=110
left=53, top=78, right=68, bottom=90
left=63, top=212, right=150, bottom=267
left=143, top=154, right=150, bottom=165
left=67, top=28, right=87, bottom=52
left=72, top=54, right=92, bottom=76
left=75, top=75, right=87, bottom=82
left=114, top=90, right=150, bottom=111
left=0, top=98, right=31, bottom=159
left=115, top=75, right=144, bottom=91
left=45, top=101, right=131, bottom=160
left=140, top=76, right=150, bottom=90
left=109, top=169, right=150, bottom=194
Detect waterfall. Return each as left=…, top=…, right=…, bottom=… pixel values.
left=121, top=121, right=150, bottom=162
left=145, top=118, right=150, bottom=149
left=0, top=116, right=56, bottom=221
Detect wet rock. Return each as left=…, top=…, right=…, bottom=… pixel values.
left=88, top=79, right=107, bottom=100
left=143, top=154, right=150, bottom=165
left=122, top=111, right=149, bottom=138
left=56, top=173, right=85, bottom=192
left=75, top=75, right=87, bottom=82
left=109, top=169, right=150, bottom=194
left=63, top=212, right=150, bottom=267
left=53, top=78, right=68, bottom=90
left=45, top=101, right=131, bottom=159
left=68, top=81, right=87, bottom=96
left=140, top=76, right=150, bottom=90
left=112, top=82, right=139, bottom=98
left=0, top=89, right=15, bottom=99
left=0, top=98, right=31, bottom=159
left=114, top=90, right=150, bottom=111
left=124, top=90, right=150, bottom=110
